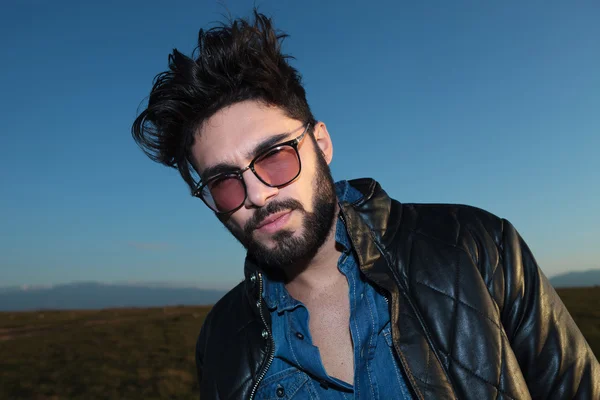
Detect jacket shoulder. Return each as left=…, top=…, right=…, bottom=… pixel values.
left=398, top=202, right=505, bottom=249
left=195, top=280, right=258, bottom=397
left=198, top=280, right=249, bottom=338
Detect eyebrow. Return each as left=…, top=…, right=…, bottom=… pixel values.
left=200, top=131, right=293, bottom=182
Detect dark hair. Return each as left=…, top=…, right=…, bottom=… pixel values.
left=131, top=11, right=316, bottom=192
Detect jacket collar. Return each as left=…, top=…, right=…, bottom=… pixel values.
left=337, top=178, right=402, bottom=295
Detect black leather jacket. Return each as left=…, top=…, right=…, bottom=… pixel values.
left=195, top=178, right=599, bottom=399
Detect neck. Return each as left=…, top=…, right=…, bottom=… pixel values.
left=283, top=203, right=345, bottom=299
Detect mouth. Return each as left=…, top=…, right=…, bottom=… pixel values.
left=255, top=210, right=293, bottom=234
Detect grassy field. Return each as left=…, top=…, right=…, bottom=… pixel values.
left=0, top=306, right=209, bottom=400
left=0, top=287, right=598, bottom=399
left=555, top=287, right=600, bottom=357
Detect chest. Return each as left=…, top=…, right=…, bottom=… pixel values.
left=302, top=282, right=355, bottom=383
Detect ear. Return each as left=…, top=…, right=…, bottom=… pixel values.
left=313, top=122, right=333, bottom=165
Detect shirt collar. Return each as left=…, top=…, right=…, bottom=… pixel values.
left=334, top=180, right=362, bottom=252
left=262, top=277, right=298, bottom=312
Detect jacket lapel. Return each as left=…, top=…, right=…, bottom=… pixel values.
left=340, top=179, right=457, bottom=399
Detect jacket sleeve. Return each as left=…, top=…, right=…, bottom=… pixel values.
left=196, top=311, right=216, bottom=399
left=498, top=219, right=599, bottom=399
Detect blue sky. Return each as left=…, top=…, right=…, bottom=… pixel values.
left=1, top=1, right=598, bottom=289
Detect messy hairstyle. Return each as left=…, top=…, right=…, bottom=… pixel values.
left=131, top=11, right=316, bottom=192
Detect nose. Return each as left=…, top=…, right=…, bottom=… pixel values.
left=242, top=169, right=278, bottom=208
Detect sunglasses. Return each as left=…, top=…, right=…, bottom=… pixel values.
left=193, top=123, right=310, bottom=214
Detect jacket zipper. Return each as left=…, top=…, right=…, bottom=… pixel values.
left=249, top=272, right=275, bottom=400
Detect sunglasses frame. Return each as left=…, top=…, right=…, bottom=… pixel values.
left=193, top=123, right=311, bottom=214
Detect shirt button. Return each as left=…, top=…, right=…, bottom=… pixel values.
left=295, top=332, right=304, bottom=340
left=276, top=385, right=285, bottom=397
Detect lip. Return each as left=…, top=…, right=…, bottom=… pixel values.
left=255, top=210, right=292, bottom=233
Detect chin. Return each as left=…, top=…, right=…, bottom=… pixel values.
left=256, top=227, right=298, bottom=246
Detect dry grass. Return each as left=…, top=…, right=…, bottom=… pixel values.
left=0, top=288, right=598, bottom=399
left=0, top=306, right=210, bottom=400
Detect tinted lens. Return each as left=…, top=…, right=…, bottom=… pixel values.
left=254, top=145, right=300, bottom=186
left=203, top=176, right=246, bottom=213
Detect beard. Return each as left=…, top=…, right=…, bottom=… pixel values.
left=223, top=150, right=337, bottom=271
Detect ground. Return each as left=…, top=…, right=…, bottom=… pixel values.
left=0, top=288, right=598, bottom=399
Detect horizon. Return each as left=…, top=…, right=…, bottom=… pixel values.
left=1, top=271, right=599, bottom=313
left=4, top=266, right=600, bottom=292
left=1, top=1, right=599, bottom=290
left=0, top=280, right=233, bottom=291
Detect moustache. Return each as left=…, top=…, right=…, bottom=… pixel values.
left=244, top=199, right=304, bottom=236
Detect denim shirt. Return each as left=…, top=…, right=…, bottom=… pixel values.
left=256, top=181, right=413, bottom=399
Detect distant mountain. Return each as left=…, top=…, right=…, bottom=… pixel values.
left=0, top=282, right=227, bottom=311
left=550, top=269, right=600, bottom=288
left=4, top=270, right=596, bottom=311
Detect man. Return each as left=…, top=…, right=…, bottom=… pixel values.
left=132, top=11, right=599, bottom=400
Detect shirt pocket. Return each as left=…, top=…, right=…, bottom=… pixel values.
left=254, top=367, right=310, bottom=399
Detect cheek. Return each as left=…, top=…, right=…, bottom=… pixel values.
left=226, top=210, right=252, bottom=232
left=287, top=169, right=318, bottom=211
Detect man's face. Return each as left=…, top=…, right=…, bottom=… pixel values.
left=191, top=100, right=337, bottom=269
